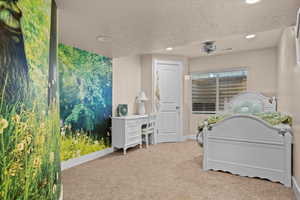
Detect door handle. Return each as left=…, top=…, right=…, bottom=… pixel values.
left=176, top=106, right=180, bottom=110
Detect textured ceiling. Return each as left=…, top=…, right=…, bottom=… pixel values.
left=57, top=0, right=300, bottom=58
left=153, top=28, right=283, bottom=58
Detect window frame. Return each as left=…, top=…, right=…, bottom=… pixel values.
left=191, top=68, right=248, bottom=115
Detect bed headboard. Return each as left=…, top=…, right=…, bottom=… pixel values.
left=224, top=92, right=277, bottom=114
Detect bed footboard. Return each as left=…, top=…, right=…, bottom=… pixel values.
left=202, top=115, right=292, bottom=187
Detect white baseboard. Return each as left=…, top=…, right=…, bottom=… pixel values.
left=293, top=177, right=300, bottom=200
left=59, top=185, right=63, bottom=200
left=182, top=135, right=197, bottom=141
left=61, top=147, right=114, bottom=171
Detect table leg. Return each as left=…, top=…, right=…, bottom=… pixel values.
left=146, top=134, right=149, bottom=148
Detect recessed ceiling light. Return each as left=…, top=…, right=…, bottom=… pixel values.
left=245, top=34, right=256, bottom=39
left=96, top=35, right=112, bottom=42
left=245, top=0, right=261, bottom=4
left=166, top=47, right=173, bottom=51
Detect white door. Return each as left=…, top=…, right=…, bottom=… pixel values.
left=156, top=60, right=182, bottom=143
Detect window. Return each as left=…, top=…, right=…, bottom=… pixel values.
left=192, top=70, right=247, bottom=114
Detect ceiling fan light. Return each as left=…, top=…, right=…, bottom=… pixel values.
left=245, top=0, right=261, bottom=4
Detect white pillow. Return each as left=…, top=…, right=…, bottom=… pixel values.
left=232, top=100, right=263, bottom=114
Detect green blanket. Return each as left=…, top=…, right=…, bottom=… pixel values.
left=198, top=112, right=292, bottom=133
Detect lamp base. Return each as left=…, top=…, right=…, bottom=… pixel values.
left=138, top=102, right=146, bottom=115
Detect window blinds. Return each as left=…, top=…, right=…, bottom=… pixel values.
left=192, top=78, right=217, bottom=112
left=192, top=70, right=247, bottom=113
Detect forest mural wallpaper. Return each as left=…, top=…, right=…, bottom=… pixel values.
left=58, top=44, right=112, bottom=161
left=0, top=0, right=61, bottom=200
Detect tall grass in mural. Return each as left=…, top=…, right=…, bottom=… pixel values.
left=59, top=44, right=112, bottom=161
left=0, top=103, right=60, bottom=200
left=0, top=0, right=61, bottom=199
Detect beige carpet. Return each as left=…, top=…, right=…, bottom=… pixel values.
left=62, top=141, right=295, bottom=200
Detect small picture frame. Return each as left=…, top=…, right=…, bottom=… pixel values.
left=117, top=104, right=128, bottom=117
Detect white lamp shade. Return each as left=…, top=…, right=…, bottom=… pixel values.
left=137, top=91, right=148, bottom=101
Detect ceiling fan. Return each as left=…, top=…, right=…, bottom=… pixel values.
left=202, top=40, right=217, bottom=54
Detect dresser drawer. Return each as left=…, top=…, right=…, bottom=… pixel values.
left=126, top=135, right=141, bottom=145
left=126, top=129, right=140, bottom=137
left=126, top=125, right=139, bottom=132
left=126, top=120, right=139, bottom=128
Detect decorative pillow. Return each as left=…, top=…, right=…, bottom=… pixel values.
left=252, top=103, right=263, bottom=113
left=232, top=100, right=263, bottom=114
left=241, top=106, right=250, bottom=113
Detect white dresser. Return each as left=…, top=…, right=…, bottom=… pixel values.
left=112, top=115, right=148, bottom=155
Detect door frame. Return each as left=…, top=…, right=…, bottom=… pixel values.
left=153, top=59, right=183, bottom=143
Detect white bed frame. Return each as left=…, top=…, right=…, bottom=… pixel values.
left=202, top=92, right=293, bottom=187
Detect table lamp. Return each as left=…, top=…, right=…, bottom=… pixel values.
left=136, top=91, right=148, bottom=115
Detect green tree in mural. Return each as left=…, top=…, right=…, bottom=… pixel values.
left=59, top=44, right=112, bottom=141
left=0, top=0, right=29, bottom=103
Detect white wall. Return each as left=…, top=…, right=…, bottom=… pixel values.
left=189, top=47, right=278, bottom=134
left=277, top=27, right=300, bottom=186
left=113, top=54, right=191, bottom=136
left=112, top=56, right=141, bottom=116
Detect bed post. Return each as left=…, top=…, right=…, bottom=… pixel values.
left=272, top=96, right=277, bottom=112
left=284, top=132, right=292, bottom=187
left=202, top=121, right=209, bottom=171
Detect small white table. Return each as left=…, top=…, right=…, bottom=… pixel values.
left=112, top=115, right=148, bottom=155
